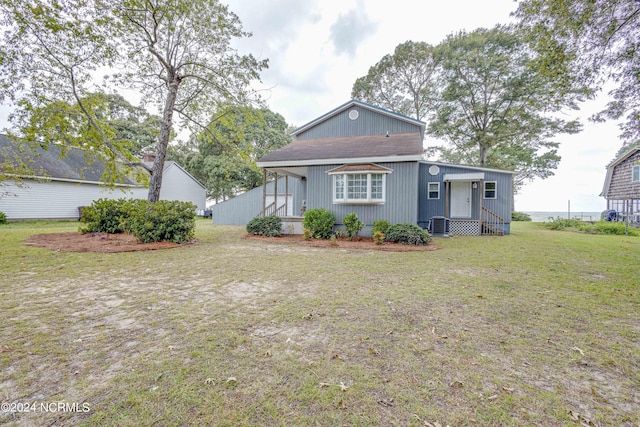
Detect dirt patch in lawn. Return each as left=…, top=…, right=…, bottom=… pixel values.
left=25, top=232, right=182, bottom=253
left=243, top=233, right=440, bottom=251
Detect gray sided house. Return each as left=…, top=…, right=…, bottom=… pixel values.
left=600, top=147, right=640, bottom=223
left=0, top=135, right=206, bottom=220
left=216, top=100, right=514, bottom=236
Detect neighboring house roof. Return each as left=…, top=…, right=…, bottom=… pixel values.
left=257, top=132, right=424, bottom=167
left=143, top=160, right=207, bottom=190
left=292, top=99, right=426, bottom=137
left=0, top=134, right=139, bottom=186
left=600, top=146, right=640, bottom=197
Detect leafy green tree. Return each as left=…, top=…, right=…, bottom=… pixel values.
left=428, top=26, right=581, bottom=189
left=0, top=0, right=266, bottom=202
left=351, top=41, right=437, bottom=121
left=175, top=105, right=291, bottom=201
left=515, top=0, right=640, bottom=145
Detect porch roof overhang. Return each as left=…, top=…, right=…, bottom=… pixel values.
left=443, top=172, right=485, bottom=182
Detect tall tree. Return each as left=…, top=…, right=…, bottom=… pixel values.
left=175, top=105, right=291, bottom=201
left=515, top=0, right=640, bottom=145
left=428, top=26, right=581, bottom=189
left=351, top=41, right=437, bottom=121
left=0, top=0, right=266, bottom=202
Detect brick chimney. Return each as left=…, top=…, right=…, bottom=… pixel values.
left=143, top=152, right=156, bottom=162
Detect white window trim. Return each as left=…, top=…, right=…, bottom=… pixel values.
left=633, top=165, right=640, bottom=183
left=332, top=173, right=387, bottom=204
left=484, top=181, right=497, bottom=199
left=427, top=182, right=440, bottom=199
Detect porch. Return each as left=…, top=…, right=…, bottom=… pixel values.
left=442, top=173, right=506, bottom=236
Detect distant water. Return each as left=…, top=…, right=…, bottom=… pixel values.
left=523, top=211, right=602, bottom=222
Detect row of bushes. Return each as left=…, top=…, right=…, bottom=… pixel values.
left=246, top=209, right=430, bottom=245
left=302, top=209, right=430, bottom=245
left=80, top=198, right=196, bottom=243
left=543, top=217, right=639, bottom=236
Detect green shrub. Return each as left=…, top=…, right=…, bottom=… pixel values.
left=0, top=211, right=7, bottom=224
left=246, top=215, right=282, bottom=237
left=343, top=213, right=364, bottom=241
left=124, top=200, right=196, bottom=243
left=303, top=228, right=313, bottom=241
left=385, top=223, right=430, bottom=245
left=372, top=219, right=390, bottom=236
left=79, top=198, right=146, bottom=234
left=372, top=230, right=385, bottom=245
left=543, top=217, right=582, bottom=230
left=303, top=208, right=335, bottom=239
left=578, top=220, right=639, bottom=236
left=512, top=211, right=532, bottom=222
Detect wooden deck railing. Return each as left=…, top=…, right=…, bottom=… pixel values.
left=481, top=207, right=505, bottom=236
left=258, top=202, right=288, bottom=218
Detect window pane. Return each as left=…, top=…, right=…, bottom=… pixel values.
left=428, top=182, right=439, bottom=199
left=484, top=181, right=497, bottom=199
left=348, top=174, right=368, bottom=199
left=371, top=174, right=383, bottom=199
left=633, top=165, right=640, bottom=182
left=335, top=175, right=344, bottom=199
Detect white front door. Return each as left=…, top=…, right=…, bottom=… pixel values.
left=450, top=182, right=471, bottom=218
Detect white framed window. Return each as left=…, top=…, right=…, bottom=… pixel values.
left=484, top=181, right=497, bottom=199
left=332, top=173, right=387, bottom=204
left=633, top=165, right=640, bottom=182
left=427, top=182, right=440, bottom=199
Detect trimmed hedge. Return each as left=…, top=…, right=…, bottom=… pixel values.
left=80, top=198, right=145, bottom=234
left=80, top=198, right=196, bottom=243
left=125, top=200, right=196, bottom=243
left=303, top=208, right=335, bottom=239
left=372, top=219, right=390, bottom=236
left=385, top=223, right=430, bottom=245
left=343, top=213, right=364, bottom=240
left=247, top=215, right=282, bottom=237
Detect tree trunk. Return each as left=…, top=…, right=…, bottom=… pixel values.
left=147, top=78, right=180, bottom=203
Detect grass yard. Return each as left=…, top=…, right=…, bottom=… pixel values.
left=0, top=220, right=638, bottom=426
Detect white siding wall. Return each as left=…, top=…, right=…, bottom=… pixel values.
left=0, top=179, right=147, bottom=220
left=159, top=163, right=206, bottom=210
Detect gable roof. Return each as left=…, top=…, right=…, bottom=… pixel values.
left=256, top=132, right=423, bottom=167
left=291, top=99, right=426, bottom=137
left=600, top=146, right=640, bottom=197
left=0, top=134, right=139, bottom=186
left=143, top=160, right=207, bottom=190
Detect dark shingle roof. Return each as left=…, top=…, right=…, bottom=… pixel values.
left=257, top=132, right=423, bottom=165
left=0, top=134, right=138, bottom=185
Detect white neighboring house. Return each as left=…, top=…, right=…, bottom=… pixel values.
left=0, top=135, right=206, bottom=220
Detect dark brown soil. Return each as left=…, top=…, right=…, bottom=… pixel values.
left=25, top=232, right=182, bottom=253
left=242, top=234, right=440, bottom=252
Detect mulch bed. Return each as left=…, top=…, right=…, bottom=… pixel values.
left=25, top=232, right=182, bottom=253
left=242, top=234, right=440, bottom=252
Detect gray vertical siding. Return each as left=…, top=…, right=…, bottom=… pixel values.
left=211, top=177, right=305, bottom=225
left=297, top=106, right=422, bottom=140
left=418, top=162, right=513, bottom=226
left=306, top=161, right=419, bottom=235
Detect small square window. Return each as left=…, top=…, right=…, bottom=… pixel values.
left=428, top=182, right=440, bottom=199
left=484, top=181, right=497, bottom=199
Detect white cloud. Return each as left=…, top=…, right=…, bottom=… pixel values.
left=329, top=3, right=378, bottom=57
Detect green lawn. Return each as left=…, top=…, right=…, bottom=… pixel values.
left=0, top=220, right=638, bottom=426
